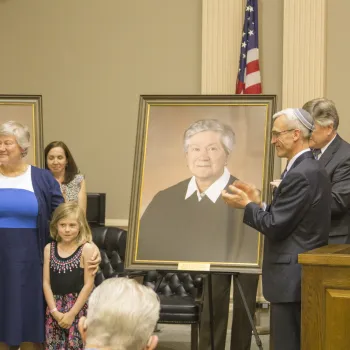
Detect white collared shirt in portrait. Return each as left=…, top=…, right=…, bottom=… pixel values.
left=185, top=167, right=231, bottom=203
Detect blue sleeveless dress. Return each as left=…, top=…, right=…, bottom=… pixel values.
left=0, top=166, right=45, bottom=345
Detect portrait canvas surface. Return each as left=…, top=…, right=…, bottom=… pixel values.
left=0, top=95, right=44, bottom=167
left=126, top=95, right=276, bottom=273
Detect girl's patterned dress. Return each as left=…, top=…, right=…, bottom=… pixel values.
left=45, top=241, right=87, bottom=350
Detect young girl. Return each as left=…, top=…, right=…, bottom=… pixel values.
left=43, top=202, right=95, bottom=350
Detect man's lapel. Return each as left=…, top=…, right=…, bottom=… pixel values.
left=288, top=151, right=314, bottom=172
left=319, top=134, right=341, bottom=168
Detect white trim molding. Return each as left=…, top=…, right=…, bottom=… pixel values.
left=105, top=219, right=128, bottom=228
left=282, top=0, right=327, bottom=108
left=201, top=0, right=245, bottom=94
left=281, top=0, right=327, bottom=170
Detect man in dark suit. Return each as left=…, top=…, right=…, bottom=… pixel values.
left=303, top=98, right=350, bottom=244
left=222, top=108, right=331, bottom=350
left=138, top=119, right=260, bottom=350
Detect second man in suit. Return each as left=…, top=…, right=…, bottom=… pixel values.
left=303, top=98, right=350, bottom=244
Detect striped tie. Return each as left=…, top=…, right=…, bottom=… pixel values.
left=280, top=168, right=287, bottom=179
left=312, top=149, right=321, bottom=160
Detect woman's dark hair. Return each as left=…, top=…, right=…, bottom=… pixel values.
left=44, top=141, right=79, bottom=184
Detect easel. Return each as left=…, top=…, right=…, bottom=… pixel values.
left=154, top=270, right=264, bottom=350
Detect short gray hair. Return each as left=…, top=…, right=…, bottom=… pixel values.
left=0, top=121, right=30, bottom=157
left=302, top=97, right=339, bottom=130
left=273, top=108, right=312, bottom=139
left=86, top=278, right=160, bottom=349
left=183, top=119, right=235, bottom=154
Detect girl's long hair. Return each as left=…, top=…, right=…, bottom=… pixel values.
left=50, top=202, right=92, bottom=245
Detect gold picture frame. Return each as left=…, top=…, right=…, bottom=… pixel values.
left=126, top=95, right=276, bottom=273
left=0, top=95, right=44, bottom=167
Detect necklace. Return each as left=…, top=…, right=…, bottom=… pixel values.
left=0, top=164, right=28, bottom=177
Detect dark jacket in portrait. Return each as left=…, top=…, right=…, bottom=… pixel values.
left=318, top=135, right=350, bottom=242
left=137, top=175, right=259, bottom=263
left=243, top=151, right=331, bottom=303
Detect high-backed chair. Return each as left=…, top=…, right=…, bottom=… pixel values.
left=91, top=225, right=126, bottom=286
left=144, top=271, right=204, bottom=350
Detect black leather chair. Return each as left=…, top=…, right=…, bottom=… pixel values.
left=144, top=271, right=204, bottom=350
left=91, top=225, right=127, bottom=286
left=91, top=226, right=204, bottom=350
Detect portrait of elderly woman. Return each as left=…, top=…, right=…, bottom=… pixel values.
left=129, top=97, right=275, bottom=350
left=137, top=117, right=261, bottom=264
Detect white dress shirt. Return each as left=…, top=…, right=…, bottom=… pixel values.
left=185, top=167, right=231, bottom=203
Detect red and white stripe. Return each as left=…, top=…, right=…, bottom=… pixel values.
left=236, top=48, right=262, bottom=94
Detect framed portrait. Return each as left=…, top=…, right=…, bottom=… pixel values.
left=0, top=95, right=44, bottom=167
left=126, top=95, right=277, bottom=273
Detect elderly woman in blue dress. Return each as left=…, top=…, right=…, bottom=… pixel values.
left=0, top=121, right=99, bottom=350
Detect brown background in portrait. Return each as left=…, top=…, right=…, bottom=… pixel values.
left=141, top=105, right=267, bottom=216
left=0, top=104, right=36, bottom=165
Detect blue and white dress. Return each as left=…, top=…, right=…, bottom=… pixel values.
left=0, top=166, right=45, bottom=345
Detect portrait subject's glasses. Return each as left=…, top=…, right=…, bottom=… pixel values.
left=271, top=129, right=295, bottom=139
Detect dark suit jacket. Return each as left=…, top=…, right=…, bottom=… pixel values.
left=318, top=135, right=350, bottom=241
left=243, top=151, right=331, bottom=303
left=138, top=175, right=259, bottom=263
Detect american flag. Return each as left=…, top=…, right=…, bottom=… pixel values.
left=236, top=0, right=262, bottom=94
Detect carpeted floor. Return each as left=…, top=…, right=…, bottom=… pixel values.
left=10, top=326, right=269, bottom=349
left=156, top=324, right=270, bottom=350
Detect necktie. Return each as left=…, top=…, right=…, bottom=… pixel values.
left=280, top=167, right=287, bottom=179
left=312, top=149, right=322, bottom=160
left=272, top=168, right=286, bottom=198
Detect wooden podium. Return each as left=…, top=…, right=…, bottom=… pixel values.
left=299, top=245, right=350, bottom=350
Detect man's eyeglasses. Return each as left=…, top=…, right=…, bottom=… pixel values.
left=271, top=129, right=295, bottom=139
